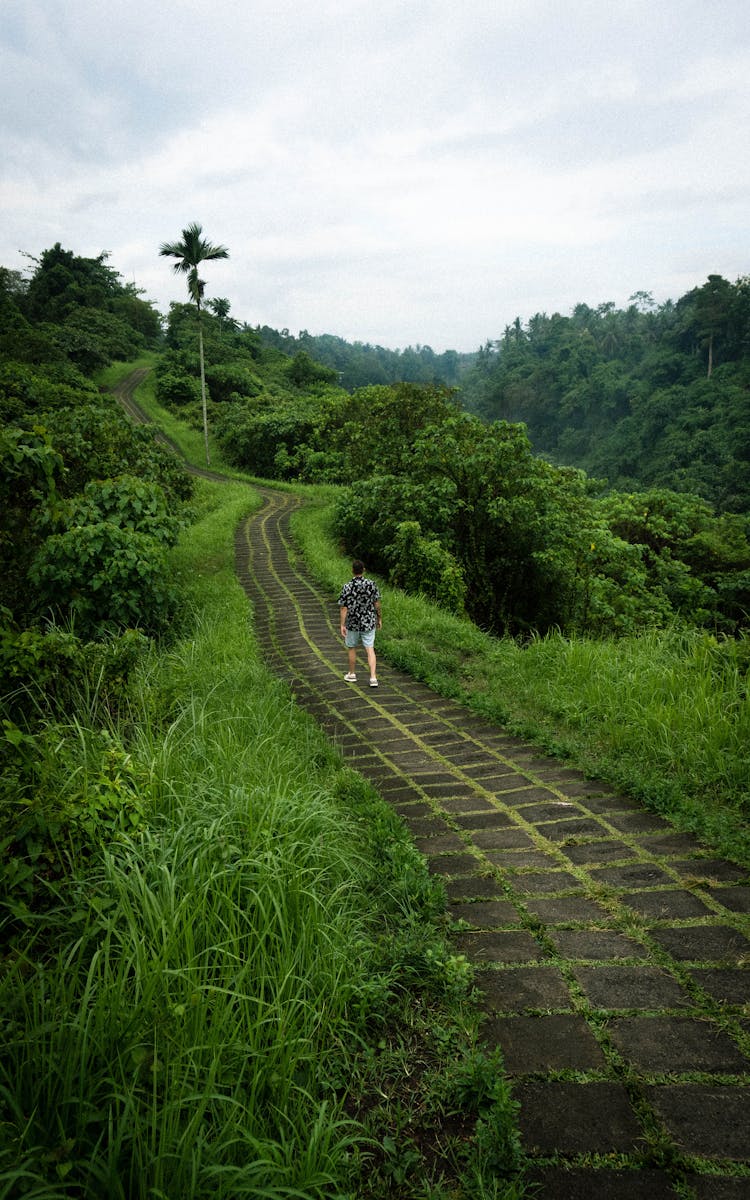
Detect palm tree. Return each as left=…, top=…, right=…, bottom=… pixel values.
left=159, top=223, right=229, bottom=465
left=207, top=296, right=238, bottom=338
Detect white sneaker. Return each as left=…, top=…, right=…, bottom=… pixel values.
left=344, top=672, right=357, bottom=682
left=369, top=677, right=378, bottom=687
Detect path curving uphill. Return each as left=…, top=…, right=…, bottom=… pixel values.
left=115, top=370, right=750, bottom=1195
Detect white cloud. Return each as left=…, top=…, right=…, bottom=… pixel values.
left=1, top=0, right=748, bottom=349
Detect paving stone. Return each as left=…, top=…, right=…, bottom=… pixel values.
left=500, top=785, right=562, bottom=805
left=646, top=1085, right=750, bottom=1159
left=419, top=782, right=482, bottom=800
left=562, top=840, right=637, bottom=865
left=509, top=870, right=581, bottom=894
left=634, top=831, right=705, bottom=856
left=515, top=1080, right=642, bottom=1153
left=540, top=817, right=611, bottom=842
left=478, top=773, right=537, bottom=793
left=651, top=925, right=750, bottom=963
left=393, top=754, right=461, bottom=774
left=525, top=763, right=585, bottom=782
left=470, top=828, right=533, bottom=851
left=687, top=1176, right=750, bottom=1198
left=439, top=794, right=496, bottom=813
left=482, top=1013, right=607, bottom=1072
left=515, top=801, right=585, bottom=823
left=426, top=852, right=481, bottom=876
left=670, top=859, right=748, bottom=883
left=706, top=886, right=750, bottom=914
left=507, top=754, right=561, bottom=771
left=588, top=863, right=676, bottom=889
left=483, top=849, right=556, bottom=870
left=605, top=811, right=673, bottom=833
left=689, top=968, right=750, bottom=1006
left=452, top=810, right=513, bottom=830
left=607, top=1016, right=748, bottom=1073
left=435, top=746, right=491, bottom=765
left=372, top=735, right=422, bottom=755
left=524, top=895, right=612, bottom=924
left=402, top=816, right=452, bottom=838
left=414, top=832, right=468, bottom=854
left=474, top=965, right=573, bottom=1011
left=444, top=876, right=508, bottom=902
left=619, top=889, right=714, bottom=919
left=388, top=799, right=433, bottom=816
left=405, top=770, right=456, bottom=786
left=524, top=1167, right=679, bottom=1199
left=461, top=762, right=527, bottom=782
left=449, top=900, right=520, bottom=927
left=581, top=793, right=642, bottom=813
left=550, top=930, right=647, bottom=960
left=377, top=783, right=424, bottom=804
left=573, top=966, right=692, bottom=1010
left=453, top=929, right=544, bottom=963
left=552, top=778, right=612, bottom=797
left=467, top=827, right=534, bottom=849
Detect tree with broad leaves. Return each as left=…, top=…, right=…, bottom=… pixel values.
left=159, top=223, right=229, bottom=465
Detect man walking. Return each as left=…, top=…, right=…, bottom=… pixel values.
left=338, top=560, right=382, bottom=687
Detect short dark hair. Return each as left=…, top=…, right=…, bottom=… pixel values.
left=352, top=559, right=365, bottom=576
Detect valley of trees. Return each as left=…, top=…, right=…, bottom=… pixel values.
left=256, top=325, right=475, bottom=390
left=1, top=240, right=748, bottom=1196
left=459, top=277, right=750, bottom=514
left=154, top=273, right=750, bottom=641
left=3, top=245, right=749, bottom=663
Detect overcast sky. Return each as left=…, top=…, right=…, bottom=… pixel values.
left=2, top=0, right=749, bottom=351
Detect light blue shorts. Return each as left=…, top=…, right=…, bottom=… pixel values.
left=344, top=628, right=375, bottom=649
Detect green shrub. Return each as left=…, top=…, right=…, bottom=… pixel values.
left=30, top=523, right=179, bottom=638
left=386, top=520, right=467, bottom=614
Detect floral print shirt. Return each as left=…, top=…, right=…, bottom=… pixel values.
left=337, top=576, right=381, bottom=632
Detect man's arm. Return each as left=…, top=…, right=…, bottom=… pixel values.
left=375, top=600, right=382, bottom=628
left=340, top=606, right=348, bottom=637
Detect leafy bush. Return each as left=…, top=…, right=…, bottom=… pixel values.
left=57, top=475, right=183, bottom=547
left=31, top=523, right=179, bottom=638
left=0, top=426, right=63, bottom=618
left=38, top=401, right=194, bottom=507
left=385, top=520, right=467, bottom=614
left=155, top=366, right=202, bottom=407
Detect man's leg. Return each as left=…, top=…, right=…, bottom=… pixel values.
left=348, top=645, right=357, bottom=673
left=365, top=643, right=377, bottom=679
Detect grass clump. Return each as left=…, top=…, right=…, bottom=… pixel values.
left=0, top=476, right=525, bottom=1199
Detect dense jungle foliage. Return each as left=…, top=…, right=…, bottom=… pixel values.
left=156, top=301, right=750, bottom=641
left=5, top=248, right=749, bottom=654
left=1, top=246, right=527, bottom=1198
left=0, top=246, right=197, bottom=910
left=256, top=324, right=476, bottom=390
left=458, top=276, right=750, bottom=514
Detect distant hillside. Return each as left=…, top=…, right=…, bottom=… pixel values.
left=255, top=326, right=477, bottom=390
left=458, top=276, right=750, bottom=514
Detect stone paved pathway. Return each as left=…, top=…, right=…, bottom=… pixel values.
left=115, top=368, right=750, bottom=1196
left=236, top=486, right=750, bottom=1196
left=235, top=486, right=750, bottom=1198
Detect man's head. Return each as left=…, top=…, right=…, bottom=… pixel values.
left=352, top=560, right=365, bottom=576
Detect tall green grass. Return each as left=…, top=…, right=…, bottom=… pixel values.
left=292, top=495, right=750, bottom=867
left=2, top=482, right=368, bottom=1196
left=1, top=479, right=524, bottom=1199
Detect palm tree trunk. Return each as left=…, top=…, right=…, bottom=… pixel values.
left=197, top=304, right=210, bottom=467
